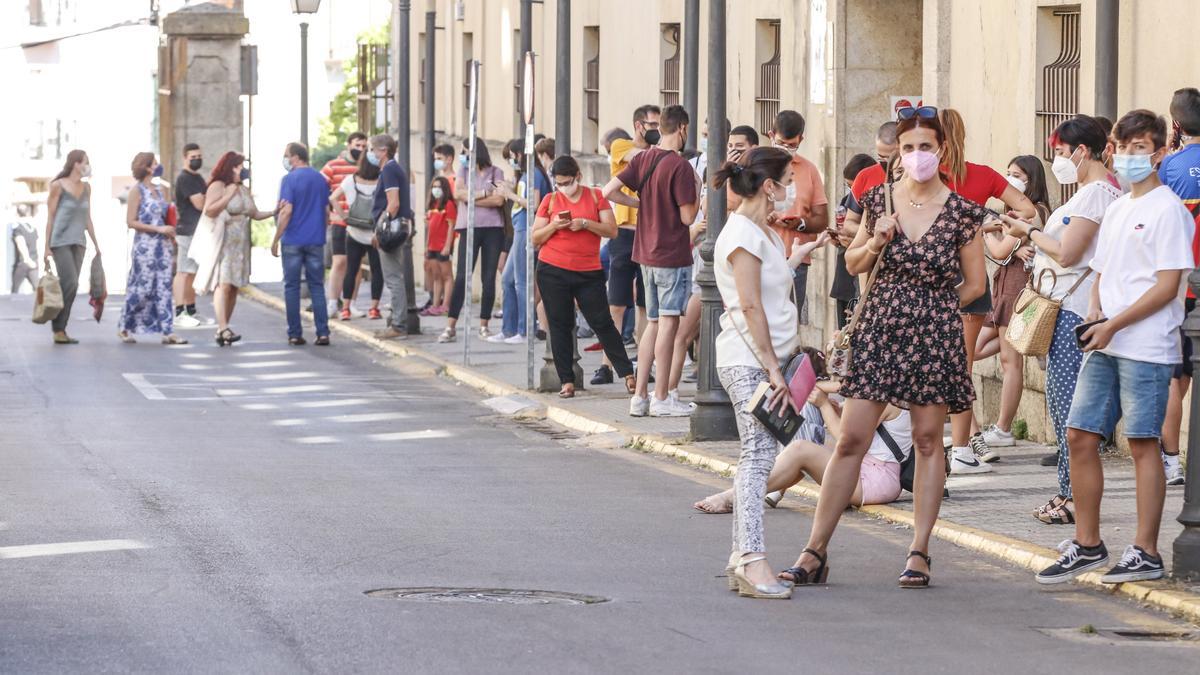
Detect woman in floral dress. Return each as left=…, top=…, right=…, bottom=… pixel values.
left=118, top=152, right=187, bottom=344
left=782, top=109, right=989, bottom=589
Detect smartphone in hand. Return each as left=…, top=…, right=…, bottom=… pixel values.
left=1075, top=318, right=1108, bottom=350
left=556, top=210, right=571, bottom=221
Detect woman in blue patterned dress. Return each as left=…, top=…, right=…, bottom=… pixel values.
left=118, top=152, right=188, bottom=344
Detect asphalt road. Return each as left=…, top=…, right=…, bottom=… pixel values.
left=1, top=294, right=1196, bottom=674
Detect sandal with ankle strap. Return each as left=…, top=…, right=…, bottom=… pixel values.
left=899, top=550, right=932, bottom=589
left=778, top=547, right=830, bottom=586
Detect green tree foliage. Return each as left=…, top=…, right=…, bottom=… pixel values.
left=313, top=22, right=391, bottom=168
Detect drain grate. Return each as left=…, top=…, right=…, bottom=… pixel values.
left=364, top=587, right=609, bottom=605
left=1038, top=626, right=1198, bottom=645
left=1105, top=629, right=1196, bottom=642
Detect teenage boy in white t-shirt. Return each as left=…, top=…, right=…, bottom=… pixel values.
left=1037, top=110, right=1195, bottom=585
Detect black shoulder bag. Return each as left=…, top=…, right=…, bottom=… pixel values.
left=877, top=424, right=950, bottom=499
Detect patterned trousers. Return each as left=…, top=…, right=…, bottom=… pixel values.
left=1046, top=309, right=1084, bottom=499
left=718, top=365, right=781, bottom=554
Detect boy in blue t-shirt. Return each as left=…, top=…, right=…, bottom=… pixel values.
left=1158, top=87, right=1200, bottom=485
left=272, top=142, right=332, bottom=345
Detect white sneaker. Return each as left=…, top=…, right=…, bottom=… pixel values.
left=949, top=447, right=993, bottom=474
left=353, top=304, right=369, bottom=318
left=650, top=395, right=693, bottom=417
left=668, top=389, right=696, bottom=411
left=629, top=395, right=650, bottom=417
left=503, top=334, right=526, bottom=344
left=1164, top=452, right=1185, bottom=486
left=486, top=332, right=509, bottom=343
left=981, top=425, right=1015, bottom=448
left=174, top=313, right=201, bottom=329
left=327, top=300, right=340, bottom=316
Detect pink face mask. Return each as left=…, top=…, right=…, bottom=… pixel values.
left=901, top=150, right=940, bottom=182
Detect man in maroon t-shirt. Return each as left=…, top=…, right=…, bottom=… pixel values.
left=603, top=105, right=701, bottom=417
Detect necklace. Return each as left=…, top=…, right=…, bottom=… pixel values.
left=908, top=198, right=925, bottom=209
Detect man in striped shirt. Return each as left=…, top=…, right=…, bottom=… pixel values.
left=320, top=132, right=368, bottom=315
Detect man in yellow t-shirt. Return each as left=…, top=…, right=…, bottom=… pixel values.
left=588, top=105, right=660, bottom=387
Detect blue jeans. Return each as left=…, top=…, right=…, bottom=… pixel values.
left=641, top=264, right=692, bottom=320
left=1067, top=351, right=1174, bottom=440
left=282, top=244, right=329, bottom=339
left=501, top=227, right=528, bottom=337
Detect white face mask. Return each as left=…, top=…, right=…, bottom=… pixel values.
left=80, top=164, right=92, bottom=178
left=1051, top=148, right=1082, bottom=185
left=1005, top=174, right=1027, bottom=193
left=773, top=182, right=796, bottom=213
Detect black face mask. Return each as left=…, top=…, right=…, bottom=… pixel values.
left=188, top=158, right=203, bottom=171
left=349, top=148, right=363, bottom=162
left=643, top=128, right=662, bottom=146
left=239, top=167, right=251, bottom=182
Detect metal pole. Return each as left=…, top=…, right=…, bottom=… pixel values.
left=690, top=0, right=736, bottom=441
left=1094, top=0, right=1118, bottom=121
left=682, top=0, right=699, bottom=153
left=526, top=119, right=537, bottom=390
left=423, top=11, right=435, bottom=192
left=299, top=21, right=309, bottom=145
left=463, top=60, right=480, bottom=365
left=554, top=0, right=570, bottom=155
left=519, top=0, right=532, bottom=138
left=397, top=0, right=420, bottom=334
left=1173, top=271, right=1200, bottom=579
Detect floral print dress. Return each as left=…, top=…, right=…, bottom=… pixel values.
left=839, top=185, right=986, bottom=413
left=218, top=186, right=252, bottom=288
left=119, top=182, right=175, bottom=335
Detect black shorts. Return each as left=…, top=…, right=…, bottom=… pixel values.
left=426, top=251, right=450, bottom=262
left=330, top=225, right=348, bottom=256
left=1175, top=297, right=1196, bottom=379
left=960, top=281, right=992, bottom=316
left=606, top=228, right=645, bottom=308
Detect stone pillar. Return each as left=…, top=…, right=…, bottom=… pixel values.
left=159, top=3, right=250, bottom=180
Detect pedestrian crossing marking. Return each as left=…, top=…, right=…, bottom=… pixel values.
left=0, top=539, right=150, bottom=560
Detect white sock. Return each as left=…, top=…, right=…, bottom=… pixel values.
left=952, top=446, right=973, bottom=461
left=1164, top=453, right=1181, bottom=467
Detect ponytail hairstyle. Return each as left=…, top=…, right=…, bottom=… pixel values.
left=711, top=146, right=792, bottom=198
left=55, top=149, right=88, bottom=181
left=937, top=108, right=967, bottom=185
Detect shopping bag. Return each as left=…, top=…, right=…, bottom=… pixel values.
left=32, top=264, right=64, bottom=324
left=89, top=254, right=108, bottom=322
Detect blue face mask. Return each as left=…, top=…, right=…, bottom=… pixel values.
left=152, top=164, right=164, bottom=178
left=282, top=157, right=293, bottom=172
left=1112, top=153, right=1156, bottom=183
left=366, top=151, right=382, bottom=167
left=433, top=158, right=446, bottom=171
left=239, top=167, right=251, bottom=182
left=458, top=154, right=469, bottom=169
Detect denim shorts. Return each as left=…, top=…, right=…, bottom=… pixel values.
left=641, top=264, right=692, bottom=320
left=1066, top=351, right=1174, bottom=439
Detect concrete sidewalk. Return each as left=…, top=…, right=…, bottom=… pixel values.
left=246, top=282, right=1199, bottom=622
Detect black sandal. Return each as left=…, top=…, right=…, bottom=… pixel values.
left=777, top=548, right=830, bottom=586
left=215, top=328, right=241, bottom=347
left=1036, top=497, right=1075, bottom=525
left=314, top=335, right=331, bottom=346
left=288, top=337, right=307, bottom=346
left=899, top=550, right=931, bottom=589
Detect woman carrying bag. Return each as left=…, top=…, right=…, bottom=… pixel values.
left=43, top=149, right=101, bottom=344
left=530, top=156, right=634, bottom=398
left=788, top=108, right=988, bottom=590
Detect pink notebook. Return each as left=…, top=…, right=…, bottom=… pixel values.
left=783, top=353, right=817, bottom=408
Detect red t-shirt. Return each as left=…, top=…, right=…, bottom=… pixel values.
left=851, top=163, right=886, bottom=202
left=616, top=147, right=697, bottom=268
left=426, top=199, right=457, bottom=252
left=947, top=162, right=1008, bottom=207
left=535, top=187, right=611, bottom=272
left=321, top=156, right=357, bottom=226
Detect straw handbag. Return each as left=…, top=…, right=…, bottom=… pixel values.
left=1005, top=268, right=1091, bottom=357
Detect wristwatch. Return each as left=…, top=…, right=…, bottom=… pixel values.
left=795, top=218, right=807, bottom=232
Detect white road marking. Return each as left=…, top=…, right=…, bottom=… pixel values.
left=237, top=350, right=291, bottom=358
left=330, top=412, right=410, bottom=423
left=233, top=361, right=294, bottom=370
left=255, top=372, right=321, bottom=381
left=295, top=398, right=371, bottom=409
left=202, top=375, right=247, bottom=383
left=241, top=403, right=280, bottom=411
left=295, top=436, right=337, bottom=444
left=122, top=374, right=166, bottom=400
left=272, top=418, right=308, bottom=427
left=261, top=384, right=328, bottom=394
left=180, top=364, right=213, bottom=371
left=215, top=388, right=249, bottom=397
left=369, top=430, right=452, bottom=441
left=0, top=539, right=150, bottom=560
left=180, top=353, right=212, bottom=359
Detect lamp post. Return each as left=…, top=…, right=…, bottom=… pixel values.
left=395, top=0, right=420, bottom=334
left=290, top=0, right=322, bottom=146
left=689, top=0, right=737, bottom=441
left=682, top=0, right=699, bottom=153
left=1174, top=270, right=1200, bottom=579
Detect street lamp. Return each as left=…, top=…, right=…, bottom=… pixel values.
left=290, top=0, right=322, bottom=146
left=1174, top=270, right=1200, bottom=579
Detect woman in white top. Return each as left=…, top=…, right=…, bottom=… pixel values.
left=1003, top=116, right=1122, bottom=525
left=329, top=156, right=384, bottom=320
left=711, top=146, right=807, bottom=599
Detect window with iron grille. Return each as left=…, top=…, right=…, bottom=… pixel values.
left=1036, top=8, right=1081, bottom=203
left=660, top=24, right=681, bottom=108
left=513, top=29, right=524, bottom=136
left=418, top=33, right=426, bottom=105
left=463, top=33, right=474, bottom=114
left=755, top=20, right=781, bottom=137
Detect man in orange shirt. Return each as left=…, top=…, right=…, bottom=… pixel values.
left=320, top=131, right=367, bottom=315
left=849, top=121, right=899, bottom=202
left=767, top=110, right=828, bottom=320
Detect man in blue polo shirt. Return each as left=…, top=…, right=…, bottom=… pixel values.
left=272, top=142, right=332, bottom=346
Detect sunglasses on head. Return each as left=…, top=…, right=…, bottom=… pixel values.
left=896, top=106, right=939, bottom=121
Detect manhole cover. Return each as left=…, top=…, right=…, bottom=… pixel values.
left=364, top=587, right=609, bottom=605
